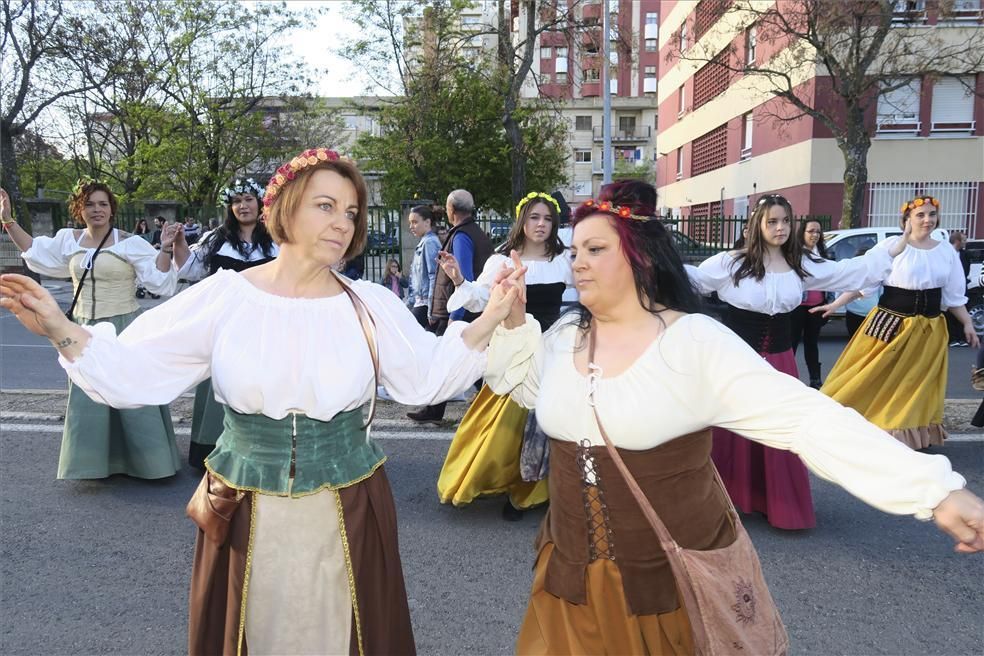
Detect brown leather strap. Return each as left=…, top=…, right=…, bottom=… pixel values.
left=333, top=272, right=380, bottom=428
left=586, top=321, right=737, bottom=553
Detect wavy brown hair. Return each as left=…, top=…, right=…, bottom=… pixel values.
left=732, top=195, right=809, bottom=285
left=68, top=181, right=118, bottom=225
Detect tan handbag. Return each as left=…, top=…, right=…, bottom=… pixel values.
left=186, top=273, right=381, bottom=543
left=587, top=324, right=789, bottom=655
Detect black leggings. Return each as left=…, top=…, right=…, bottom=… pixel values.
left=790, top=304, right=825, bottom=380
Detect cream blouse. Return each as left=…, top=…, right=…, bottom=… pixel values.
left=862, top=237, right=968, bottom=308
left=486, top=313, right=965, bottom=520
left=58, top=270, right=519, bottom=419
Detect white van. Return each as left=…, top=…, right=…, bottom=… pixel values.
left=824, top=226, right=949, bottom=262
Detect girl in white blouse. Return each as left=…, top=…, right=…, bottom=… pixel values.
left=1, top=183, right=182, bottom=480
left=0, top=151, right=529, bottom=656
left=481, top=183, right=984, bottom=655
left=687, top=194, right=907, bottom=530
left=436, top=192, right=574, bottom=520
left=815, top=196, right=979, bottom=449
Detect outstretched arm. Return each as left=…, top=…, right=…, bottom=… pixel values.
left=0, top=188, right=34, bottom=253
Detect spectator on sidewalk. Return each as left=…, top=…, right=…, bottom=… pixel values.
left=406, top=205, right=441, bottom=327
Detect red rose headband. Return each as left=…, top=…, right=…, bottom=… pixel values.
left=578, top=198, right=655, bottom=222
left=264, top=148, right=344, bottom=208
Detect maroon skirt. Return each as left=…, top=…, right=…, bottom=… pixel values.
left=711, top=348, right=816, bottom=530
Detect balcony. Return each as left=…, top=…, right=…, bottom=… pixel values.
left=581, top=81, right=601, bottom=97
left=931, top=120, right=976, bottom=134
left=876, top=114, right=921, bottom=136
left=592, top=126, right=652, bottom=142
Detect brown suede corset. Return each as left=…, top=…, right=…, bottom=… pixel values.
left=537, top=430, right=736, bottom=616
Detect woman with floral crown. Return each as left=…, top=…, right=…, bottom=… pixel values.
left=436, top=191, right=574, bottom=520
left=173, top=177, right=280, bottom=469
left=687, top=193, right=911, bottom=530
left=0, top=148, right=534, bottom=655
left=814, top=195, right=978, bottom=449
left=478, top=181, right=984, bottom=654
left=0, top=181, right=182, bottom=479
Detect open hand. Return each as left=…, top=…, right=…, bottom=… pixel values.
left=0, top=274, right=70, bottom=337
left=0, top=188, right=11, bottom=223
left=438, top=251, right=463, bottom=286
left=933, top=489, right=984, bottom=553
left=808, top=304, right=837, bottom=319
left=963, top=322, right=980, bottom=349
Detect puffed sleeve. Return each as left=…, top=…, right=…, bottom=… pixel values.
left=942, top=245, right=969, bottom=308
left=687, top=251, right=734, bottom=295
left=685, top=315, right=965, bottom=519
left=58, top=275, right=227, bottom=407
left=447, top=253, right=507, bottom=313
left=354, top=280, right=511, bottom=405
left=121, top=236, right=178, bottom=296
left=801, top=244, right=892, bottom=292
left=485, top=316, right=548, bottom=409
left=21, top=229, right=74, bottom=277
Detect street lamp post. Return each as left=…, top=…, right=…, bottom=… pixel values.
left=602, top=0, right=612, bottom=184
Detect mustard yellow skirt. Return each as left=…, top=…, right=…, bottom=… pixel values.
left=516, top=543, right=693, bottom=655
left=821, top=310, right=948, bottom=449
left=437, top=384, right=549, bottom=509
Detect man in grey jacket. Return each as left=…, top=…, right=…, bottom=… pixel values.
left=406, top=205, right=441, bottom=328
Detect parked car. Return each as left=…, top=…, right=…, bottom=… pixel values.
left=367, top=229, right=399, bottom=254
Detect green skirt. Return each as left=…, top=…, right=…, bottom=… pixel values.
left=189, top=378, right=225, bottom=469
left=59, top=310, right=180, bottom=480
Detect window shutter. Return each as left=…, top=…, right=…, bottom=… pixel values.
left=931, top=76, right=974, bottom=131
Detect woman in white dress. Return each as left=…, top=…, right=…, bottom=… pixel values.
left=815, top=195, right=980, bottom=449
left=0, top=150, right=530, bottom=655
left=1, top=182, right=182, bottom=480
left=480, top=183, right=983, bottom=654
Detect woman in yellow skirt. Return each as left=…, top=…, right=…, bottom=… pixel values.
left=816, top=196, right=979, bottom=449
left=437, top=192, right=573, bottom=519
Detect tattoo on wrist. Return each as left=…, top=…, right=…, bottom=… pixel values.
left=51, top=336, right=77, bottom=349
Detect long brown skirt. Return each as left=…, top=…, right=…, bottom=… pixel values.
left=516, top=543, right=694, bottom=655
left=187, top=467, right=415, bottom=656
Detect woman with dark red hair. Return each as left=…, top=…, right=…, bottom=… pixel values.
left=480, top=180, right=983, bottom=653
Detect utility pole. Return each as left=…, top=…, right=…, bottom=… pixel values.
left=602, top=0, right=612, bottom=184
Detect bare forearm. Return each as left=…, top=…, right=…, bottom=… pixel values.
left=172, top=241, right=190, bottom=270
left=460, top=313, right=499, bottom=351
left=3, top=222, right=34, bottom=252
left=155, top=249, right=172, bottom=273
left=47, top=321, right=92, bottom=362
left=948, top=305, right=972, bottom=325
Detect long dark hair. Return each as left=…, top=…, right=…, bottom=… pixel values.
left=200, top=192, right=276, bottom=270
left=732, top=195, right=809, bottom=285
left=567, top=180, right=704, bottom=333
left=797, top=218, right=828, bottom=259
left=498, top=194, right=565, bottom=259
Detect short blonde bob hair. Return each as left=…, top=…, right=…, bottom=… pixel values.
left=263, top=158, right=368, bottom=260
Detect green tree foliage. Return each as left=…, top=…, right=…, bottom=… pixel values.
left=354, top=63, right=566, bottom=215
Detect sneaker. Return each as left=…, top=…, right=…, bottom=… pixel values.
left=149, top=293, right=160, bottom=299
left=949, top=341, right=962, bottom=347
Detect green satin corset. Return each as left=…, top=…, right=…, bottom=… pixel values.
left=205, top=406, right=386, bottom=497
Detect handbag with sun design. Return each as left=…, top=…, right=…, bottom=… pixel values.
left=587, top=325, right=789, bottom=655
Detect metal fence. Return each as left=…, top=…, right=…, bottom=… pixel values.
left=868, top=181, right=980, bottom=237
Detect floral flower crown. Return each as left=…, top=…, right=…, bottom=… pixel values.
left=900, top=196, right=940, bottom=214
left=263, top=148, right=345, bottom=209
left=516, top=191, right=561, bottom=220
left=580, top=198, right=654, bottom=221
left=220, top=178, right=265, bottom=205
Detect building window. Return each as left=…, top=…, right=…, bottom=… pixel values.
left=645, top=38, right=657, bottom=52
left=892, top=0, right=927, bottom=22
left=644, top=65, right=656, bottom=78
left=584, top=68, right=600, bottom=82
left=679, top=22, right=688, bottom=50
left=556, top=46, right=569, bottom=59
left=575, top=149, right=592, bottom=163
left=931, top=76, right=975, bottom=133
left=877, top=78, right=922, bottom=134
left=541, top=46, right=553, bottom=59
left=741, top=113, right=753, bottom=160
left=745, top=25, right=757, bottom=65
left=575, top=115, right=592, bottom=131
left=540, top=72, right=552, bottom=85
left=678, top=85, right=686, bottom=116
left=646, top=12, right=658, bottom=25
left=461, top=15, right=481, bottom=27
left=462, top=47, right=480, bottom=60
left=618, top=116, right=637, bottom=134
left=676, top=148, right=684, bottom=180
left=556, top=71, right=568, bottom=84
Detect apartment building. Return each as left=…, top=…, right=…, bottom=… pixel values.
left=655, top=0, right=984, bottom=236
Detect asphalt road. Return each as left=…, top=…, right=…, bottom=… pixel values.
left=0, top=426, right=982, bottom=655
